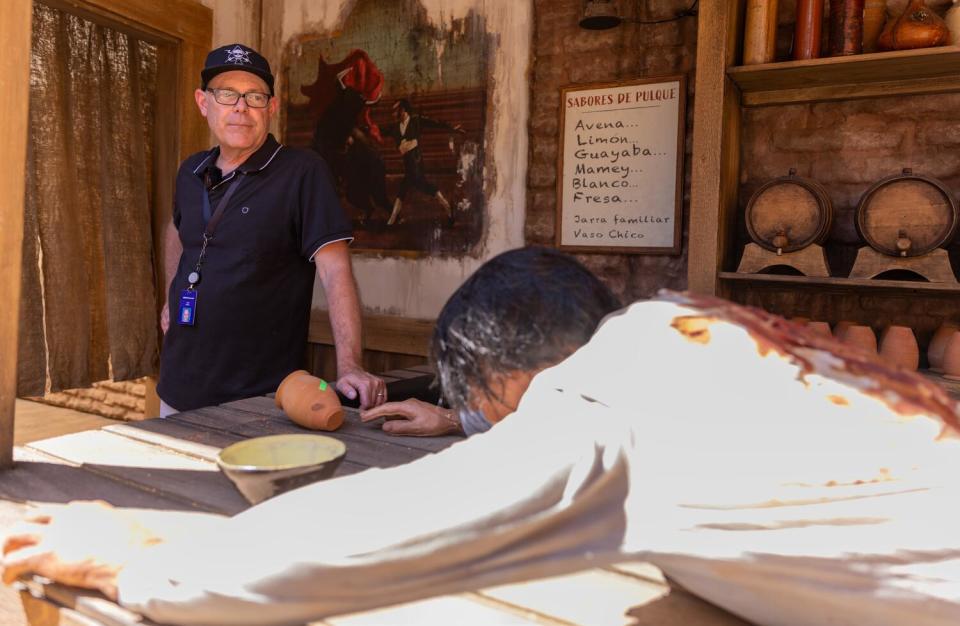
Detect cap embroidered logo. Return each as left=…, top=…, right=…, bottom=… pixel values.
left=225, top=46, right=252, bottom=65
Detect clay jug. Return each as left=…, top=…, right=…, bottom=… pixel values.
left=879, top=325, right=919, bottom=370
left=842, top=324, right=878, bottom=359
left=928, top=323, right=959, bottom=372
left=877, top=0, right=950, bottom=50
left=275, top=370, right=345, bottom=431
left=807, top=321, right=834, bottom=338
left=940, top=331, right=960, bottom=380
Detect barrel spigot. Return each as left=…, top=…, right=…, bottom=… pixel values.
left=772, top=228, right=788, bottom=256
left=896, top=230, right=912, bottom=257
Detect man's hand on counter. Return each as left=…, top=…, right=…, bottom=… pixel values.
left=336, top=366, right=387, bottom=410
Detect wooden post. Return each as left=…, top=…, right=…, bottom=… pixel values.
left=0, top=0, right=33, bottom=468
left=687, top=0, right=744, bottom=295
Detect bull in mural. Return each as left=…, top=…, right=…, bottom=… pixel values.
left=301, top=50, right=393, bottom=226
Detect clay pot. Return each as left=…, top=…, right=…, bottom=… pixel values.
left=877, top=0, right=950, bottom=50
left=275, top=370, right=345, bottom=431
left=842, top=325, right=878, bottom=359
left=928, top=323, right=959, bottom=372
left=834, top=320, right=855, bottom=341
left=879, top=325, right=919, bottom=371
left=941, top=331, right=960, bottom=380
left=807, top=321, right=834, bottom=338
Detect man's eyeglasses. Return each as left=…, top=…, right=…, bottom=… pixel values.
left=206, top=88, right=271, bottom=109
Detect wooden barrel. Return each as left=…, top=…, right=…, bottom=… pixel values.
left=745, top=169, right=833, bottom=253
left=856, top=169, right=959, bottom=257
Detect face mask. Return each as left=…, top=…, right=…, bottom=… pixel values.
left=459, top=407, right=492, bottom=437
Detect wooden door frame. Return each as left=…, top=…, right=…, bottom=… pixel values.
left=0, top=0, right=34, bottom=468
left=0, top=0, right=211, bottom=468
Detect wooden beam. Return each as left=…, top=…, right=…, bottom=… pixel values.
left=38, top=0, right=212, bottom=164
left=686, top=0, right=744, bottom=295
left=309, top=311, right=435, bottom=358
left=0, top=0, right=33, bottom=469
left=39, top=0, right=211, bottom=46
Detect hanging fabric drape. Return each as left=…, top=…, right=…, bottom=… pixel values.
left=18, top=3, right=160, bottom=396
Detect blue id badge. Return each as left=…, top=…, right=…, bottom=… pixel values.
left=178, top=289, right=197, bottom=326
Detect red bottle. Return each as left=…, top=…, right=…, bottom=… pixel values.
left=794, top=0, right=825, bottom=60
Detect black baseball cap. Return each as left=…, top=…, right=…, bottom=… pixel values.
left=201, top=43, right=274, bottom=95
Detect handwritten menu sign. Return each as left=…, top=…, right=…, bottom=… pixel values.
left=556, top=76, right=685, bottom=254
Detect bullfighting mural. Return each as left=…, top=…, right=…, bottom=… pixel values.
left=284, top=0, right=489, bottom=255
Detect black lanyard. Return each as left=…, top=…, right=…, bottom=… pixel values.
left=188, top=173, right=244, bottom=289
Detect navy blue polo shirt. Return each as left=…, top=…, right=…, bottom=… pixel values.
left=157, top=134, right=352, bottom=411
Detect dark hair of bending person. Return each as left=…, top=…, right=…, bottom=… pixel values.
left=362, top=246, right=620, bottom=436
left=433, top=245, right=620, bottom=414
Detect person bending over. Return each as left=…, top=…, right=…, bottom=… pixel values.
left=360, top=246, right=621, bottom=436
left=10, top=277, right=960, bottom=626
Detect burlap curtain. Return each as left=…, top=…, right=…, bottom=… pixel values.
left=18, top=3, right=160, bottom=396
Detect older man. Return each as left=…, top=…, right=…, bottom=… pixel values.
left=157, top=44, right=384, bottom=414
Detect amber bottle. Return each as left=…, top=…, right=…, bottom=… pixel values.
left=744, top=0, right=780, bottom=64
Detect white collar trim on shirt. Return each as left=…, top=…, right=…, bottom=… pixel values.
left=191, top=143, right=284, bottom=175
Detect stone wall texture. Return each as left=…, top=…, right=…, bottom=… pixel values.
left=34, top=379, right=146, bottom=421
left=526, top=0, right=698, bottom=303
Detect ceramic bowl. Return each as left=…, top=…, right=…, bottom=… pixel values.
left=217, top=434, right=346, bottom=505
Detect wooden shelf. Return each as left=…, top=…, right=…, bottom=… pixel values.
left=728, top=46, right=960, bottom=107
left=718, top=272, right=960, bottom=294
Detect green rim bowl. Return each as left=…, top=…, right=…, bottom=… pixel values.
left=216, top=434, right=347, bottom=505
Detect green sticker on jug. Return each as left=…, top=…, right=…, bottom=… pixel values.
left=318, top=380, right=328, bottom=391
